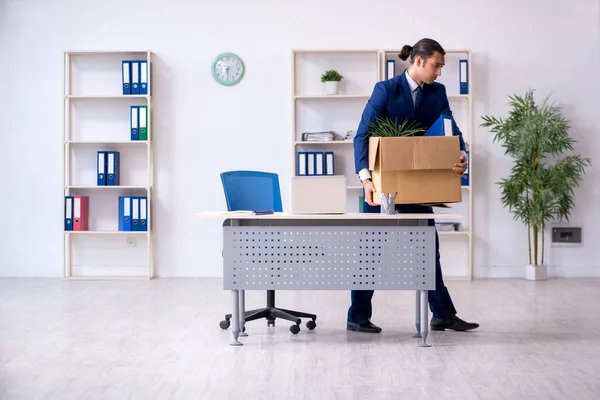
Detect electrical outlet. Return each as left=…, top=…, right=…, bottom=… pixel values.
left=127, top=237, right=136, bottom=247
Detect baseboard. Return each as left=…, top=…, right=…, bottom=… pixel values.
left=0, top=265, right=61, bottom=278
left=444, top=275, right=472, bottom=281
left=474, top=264, right=600, bottom=279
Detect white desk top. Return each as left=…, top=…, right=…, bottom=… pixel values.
left=196, top=211, right=462, bottom=220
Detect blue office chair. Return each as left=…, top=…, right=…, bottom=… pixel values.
left=218, top=170, right=317, bottom=334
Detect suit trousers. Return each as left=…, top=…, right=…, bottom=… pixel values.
left=347, top=202, right=457, bottom=323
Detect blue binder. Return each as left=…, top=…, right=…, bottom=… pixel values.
left=324, top=151, right=334, bottom=175
left=461, top=150, right=470, bottom=186
left=122, top=61, right=131, bottom=95
left=97, top=151, right=107, bottom=185
left=106, top=151, right=120, bottom=186
left=131, top=60, right=140, bottom=95
left=118, top=196, right=132, bottom=231
left=424, top=114, right=453, bottom=137
left=130, top=106, right=139, bottom=140
left=139, top=196, right=148, bottom=231
left=296, top=151, right=307, bottom=175
left=131, top=197, right=141, bottom=231
left=459, top=59, right=469, bottom=95
left=65, top=196, right=73, bottom=231
left=140, top=61, right=148, bottom=95
left=315, top=152, right=324, bottom=175
left=386, top=59, right=395, bottom=79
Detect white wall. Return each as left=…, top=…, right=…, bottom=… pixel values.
left=0, top=0, right=599, bottom=278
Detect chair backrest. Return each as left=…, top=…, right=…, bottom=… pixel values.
left=220, top=170, right=283, bottom=212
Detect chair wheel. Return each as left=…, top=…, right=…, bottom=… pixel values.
left=290, top=324, right=300, bottom=334
left=219, top=320, right=230, bottom=330
left=306, top=320, right=316, bottom=330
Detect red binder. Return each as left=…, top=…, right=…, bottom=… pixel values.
left=73, top=196, right=89, bottom=231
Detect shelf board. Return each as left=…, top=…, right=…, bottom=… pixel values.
left=65, top=50, right=151, bottom=55
left=65, top=185, right=150, bottom=190
left=382, top=49, right=469, bottom=54
left=347, top=185, right=363, bottom=190
left=293, top=94, right=370, bottom=100
left=293, top=49, right=379, bottom=54
left=294, top=140, right=353, bottom=145
left=448, top=94, right=469, bottom=99
left=65, top=140, right=149, bottom=145
left=65, top=95, right=150, bottom=100
left=438, top=230, right=470, bottom=236
left=64, top=231, right=149, bottom=235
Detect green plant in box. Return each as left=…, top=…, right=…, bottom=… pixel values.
left=367, top=116, right=426, bottom=139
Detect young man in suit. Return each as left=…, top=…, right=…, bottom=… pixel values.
left=348, top=38, right=479, bottom=334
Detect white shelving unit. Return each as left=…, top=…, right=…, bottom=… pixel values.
left=291, top=49, right=379, bottom=212
left=62, top=50, right=154, bottom=280
left=292, top=48, right=473, bottom=280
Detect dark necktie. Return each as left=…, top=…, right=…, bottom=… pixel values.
left=414, top=86, right=422, bottom=116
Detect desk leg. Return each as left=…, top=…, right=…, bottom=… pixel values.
left=418, top=290, right=431, bottom=347
left=230, top=290, right=243, bottom=346
left=239, top=290, right=248, bottom=336
left=412, top=290, right=421, bottom=338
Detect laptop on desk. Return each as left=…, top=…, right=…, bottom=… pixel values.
left=290, top=175, right=347, bottom=214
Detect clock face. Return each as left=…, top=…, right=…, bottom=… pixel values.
left=212, top=53, right=245, bottom=86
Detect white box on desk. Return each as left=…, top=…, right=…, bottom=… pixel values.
left=291, top=175, right=346, bottom=214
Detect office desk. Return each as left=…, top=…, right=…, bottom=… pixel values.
left=197, top=211, right=461, bottom=348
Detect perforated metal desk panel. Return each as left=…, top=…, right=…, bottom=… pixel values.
left=195, top=212, right=461, bottom=347
left=222, top=218, right=437, bottom=291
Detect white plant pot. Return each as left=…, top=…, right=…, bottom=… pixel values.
left=324, top=81, right=340, bottom=95
left=525, top=264, right=547, bottom=281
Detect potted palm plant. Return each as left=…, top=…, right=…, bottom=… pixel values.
left=321, top=69, right=343, bottom=95
left=480, top=89, right=591, bottom=280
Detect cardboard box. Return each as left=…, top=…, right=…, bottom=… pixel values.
left=368, top=136, right=462, bottom=205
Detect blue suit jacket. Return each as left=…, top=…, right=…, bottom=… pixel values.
left=353, top=71, right=466, bottom=174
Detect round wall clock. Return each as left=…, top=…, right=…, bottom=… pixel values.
left=211, top=53, right=245, bottom=86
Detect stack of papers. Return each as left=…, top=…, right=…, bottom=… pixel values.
left=301, top=131, right=335, bottom=141
left=435, top=222, right=462, bottom=231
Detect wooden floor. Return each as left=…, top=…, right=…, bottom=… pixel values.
left=1, top=277, right=599, bottom=399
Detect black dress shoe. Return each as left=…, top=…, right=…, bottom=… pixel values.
left=430, top=314, right=479, bottom=331
left=346, top=320, right=382, bottom=333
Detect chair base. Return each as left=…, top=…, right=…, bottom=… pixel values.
left=219, top=290, right=317, bottom=334
left=220, top=307, right=317, bottom=334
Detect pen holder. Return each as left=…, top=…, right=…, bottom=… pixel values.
left=380, top=194, right=396, bottom=215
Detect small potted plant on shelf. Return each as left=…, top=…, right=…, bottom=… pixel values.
left=480, top=89, right=591, bottom=281
left=321, top=69, right=343, bottom=95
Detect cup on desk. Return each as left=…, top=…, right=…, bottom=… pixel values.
left=380, top=192, right=397, bottom=215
